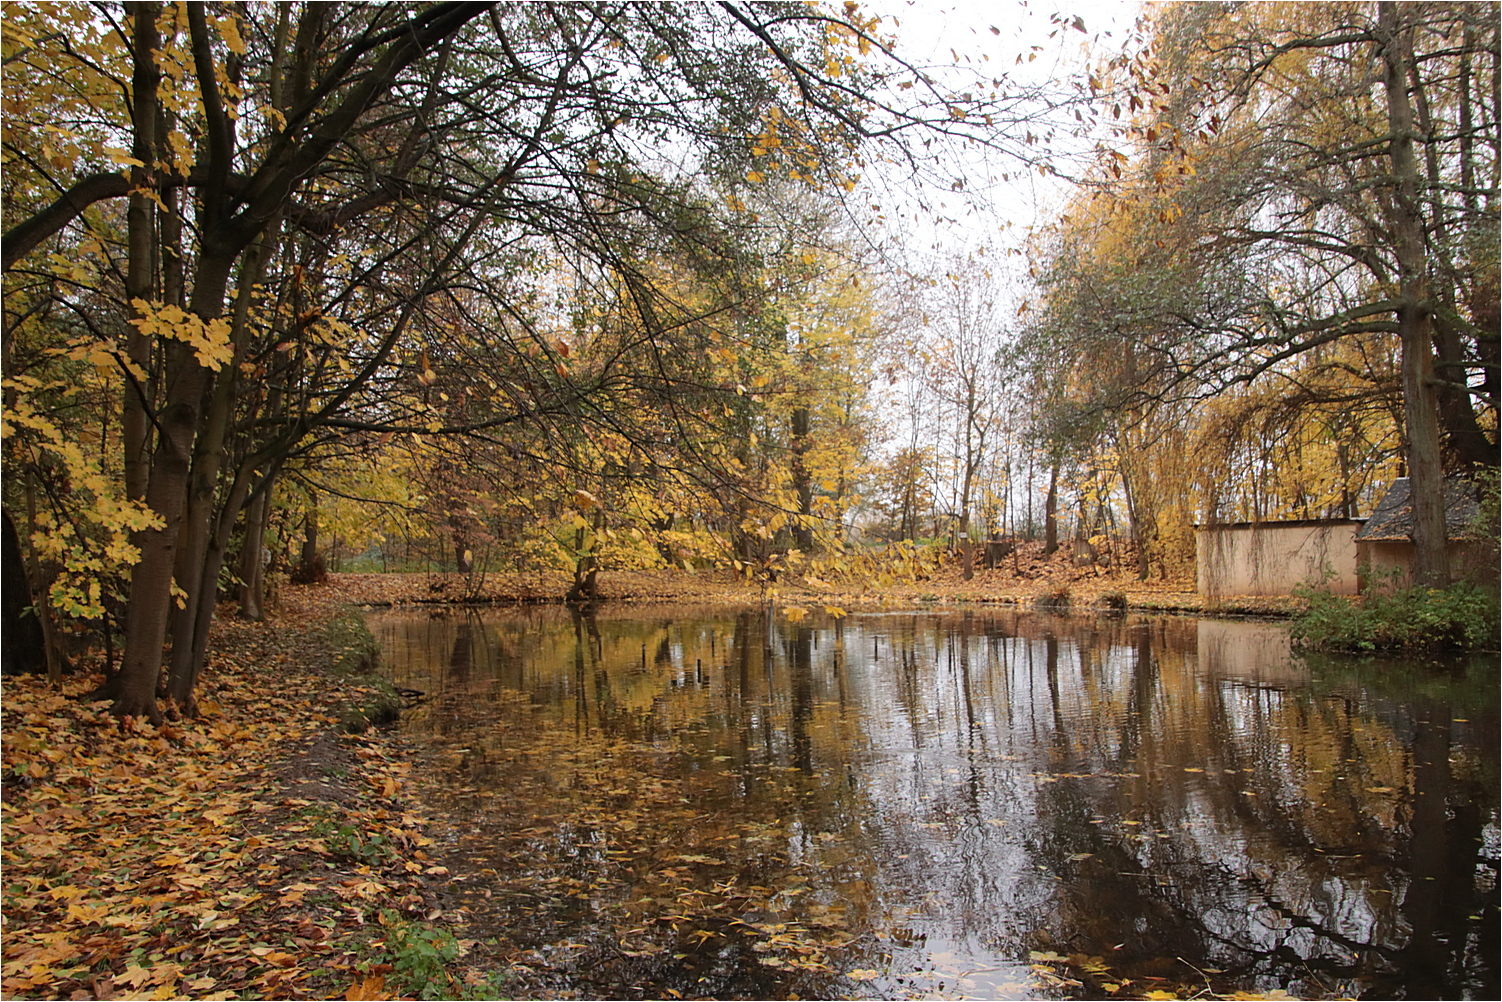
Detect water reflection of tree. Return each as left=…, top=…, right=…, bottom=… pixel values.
left=370, top=607, right=1497, bottom=998
left=831, top=612, right=1495, bottom=996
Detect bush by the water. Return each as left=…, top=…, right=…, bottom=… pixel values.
left=1291, top=582, right=1499, bottom=652
left=1033, top=586, right=1072, bottom=611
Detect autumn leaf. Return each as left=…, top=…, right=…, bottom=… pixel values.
left=346, top=974, right=387, bottom=1000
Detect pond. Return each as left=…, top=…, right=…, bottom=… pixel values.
left=370, top=605, right=1499, bottom=1000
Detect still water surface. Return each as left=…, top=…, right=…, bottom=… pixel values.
left=371, top=606, right=1499, bottom=999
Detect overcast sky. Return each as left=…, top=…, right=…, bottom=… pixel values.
left=855, top=0, right=1146, bottom=258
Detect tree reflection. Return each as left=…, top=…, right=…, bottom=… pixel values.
left=369, top=606, right=1499, bottom=999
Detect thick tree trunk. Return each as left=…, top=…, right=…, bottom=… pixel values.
left=122, top=1, right=161, bottom=504
left=300, top=497, right=320, bottom=573
left=959, top=513, right=974, bottom=580
left=165, top=375, right=233, bottom=706
left=113, top=368, right=208, bottom=720
left=169, top=470, right=252, bottom=711
left=166, top=230, right=276, bottom=705
left=2, top=509, right=47, bottom=676
left=450, top=509, right=474, bottom=573
left=566, top=511, right=603, bottom=603
left=22, top=472, right=66, bottom=683
left=113, top=246, right=235, bottom=720
left=1381, top=1, right=1451, bottom=587
left=1433, top=317, right=1497, bottom=469
left=652, top=510, right=676, bottom=565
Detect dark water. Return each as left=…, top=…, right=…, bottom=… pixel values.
left=371, top=606, right=1499, bottom=1000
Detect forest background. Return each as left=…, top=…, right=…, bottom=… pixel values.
left=2, top=0, right=1498, bottom=724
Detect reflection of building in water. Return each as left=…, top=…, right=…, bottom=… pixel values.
left=1195, top=619, right=1307, bottom=689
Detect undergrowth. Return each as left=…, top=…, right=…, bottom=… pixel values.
left=323, top=608, right=403, bottom=731
left=1034, top=586, right=1071, bottom=611
left=325, top=608, right=382, bottom=675
left=1291, top=581, right=1500, bottom=652
left=355, top=912, right=512, bottom=1000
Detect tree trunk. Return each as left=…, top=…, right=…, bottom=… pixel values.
left=450, top=509, right=474, bottom=573
left=2, top=509, right=47, bottom=676
left=567, top=511, right=603, bottom=602
left=790, top=406, right=814, bottom=552
left=1380, top=1, right=1450, bottom=587
left=301, top=498, right=320, bottom=572
left=122, top=1, right=162, bottom=504
left=113, top=242, right=235, bottom=720
left=960, top=518, right=974, bottom=580
left=113, top=367, right=209, bottom=720
left=238, top=486, right=270, bottom=620
left=1042, top=460, right=1060, bottom=557
left=169, top=469, right=252, bottom=710
left=652, top=510, right=676, bottom=565
left=165, top=357, right=238, bottom=706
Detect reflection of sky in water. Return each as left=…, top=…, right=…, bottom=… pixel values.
left=372, top=607, right=1499, bottom=1000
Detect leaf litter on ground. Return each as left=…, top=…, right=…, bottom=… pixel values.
left=2, top=586, right=446, bottom=1001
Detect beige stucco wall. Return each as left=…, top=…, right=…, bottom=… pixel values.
left=1359, top=539, right=1499, bottom=589
left=1196, top=522, right=1362, bottom=598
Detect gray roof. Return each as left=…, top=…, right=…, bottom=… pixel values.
left=1354, top=477, right=1485, bottom=541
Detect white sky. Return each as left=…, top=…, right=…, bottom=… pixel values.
left=857, top=0, right=1146, bottom=256
left=841, top=2, right=1148, bottom=518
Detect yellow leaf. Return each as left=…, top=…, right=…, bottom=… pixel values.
left=116, top=966, right=154, bottom=988
left=103, top=146, right=144, bottom=167
left=217, top=13, right=247, bottom=54
left=346, top=974, right=386, bottom=1001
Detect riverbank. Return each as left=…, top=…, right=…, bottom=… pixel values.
left=318, top=558, right=1299, bottom=618
left=2, top=568, right=1295, bottom=1001
left=0, top=585, right=502, bottom=1001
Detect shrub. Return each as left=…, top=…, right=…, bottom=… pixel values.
left=311, top=816, right=396, bottom=865
left=1291, top=582, right=1499, bottom=652
left=340, top=681, right=402, bottom=733
left=385, top=914, right=461, bottom=996
left=290, top=554, right=327, bottom=584
left=1096, top=590, right=1128, bottom=612
left=1034, top=586, right=1071, bottom=611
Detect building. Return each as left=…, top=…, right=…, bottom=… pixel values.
left=1196, top=519, right=1365, bottom=598
left=1355, top=477, right=1494, bottom=587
